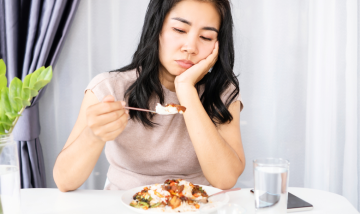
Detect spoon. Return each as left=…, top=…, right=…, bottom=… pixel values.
left=194, top=187, right=241, bottom=203
left=124, top=106, right=176, bottom=115
left=209, top=187, right=241, bottom=198
left=123, top=106, right=156, bottom=114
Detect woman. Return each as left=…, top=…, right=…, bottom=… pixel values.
left=54, top=0, right=245, bottom=191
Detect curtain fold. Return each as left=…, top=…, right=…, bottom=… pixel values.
left=304, top=0, right=359, bottom=210
left=0, top=0, right=80, bottom=188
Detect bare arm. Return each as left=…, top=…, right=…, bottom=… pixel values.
left=177, top=85, right=245, bottom=190
left=174, top=41, right=245, bottom=189
left=53, top=91, right=128, bottom=192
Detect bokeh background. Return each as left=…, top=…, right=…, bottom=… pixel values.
left=38, top=0, right=359, bottom=210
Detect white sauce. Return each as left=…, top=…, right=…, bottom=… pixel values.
left=155, top=103, right=179, bottom=115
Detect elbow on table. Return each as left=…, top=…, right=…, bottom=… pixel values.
left=57, top=186, right=71, bottom=193
left=211, top=165, right=245, bottom=190
left=212, top=176, right=239, bottom=190
left=53, top=169, right=76, bottom=192
left=55, top=181, right=77, bottom=192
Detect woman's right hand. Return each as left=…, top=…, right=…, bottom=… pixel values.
left=85, top=95, right=128, bottom=142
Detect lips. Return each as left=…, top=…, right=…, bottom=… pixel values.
left=175, top=60, right=194, bottom=69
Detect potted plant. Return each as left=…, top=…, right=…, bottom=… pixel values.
left=0, top=59, right=52, bottom=213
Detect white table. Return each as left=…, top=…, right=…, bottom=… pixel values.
left=20, top=187, right=358, bottom=214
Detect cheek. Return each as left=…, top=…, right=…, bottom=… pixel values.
left=197, top=43, right=215, bottom=62
left=159, top=32, right=183, bottom=72
left=160, top=31, right=182, bottom=57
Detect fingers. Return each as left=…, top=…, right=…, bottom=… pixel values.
left=93, top=109, right=127, bottom=126
left=102, top=113, right=128, bottom=134
left=100, top=126, right=126, bottom=142
left=89, top=100, right=125, bottom=116
left=102, top=95, right=115, bottom=103
left=91, top=113, right=128, bottom=141
left=208, top=41, right=219, bottom=65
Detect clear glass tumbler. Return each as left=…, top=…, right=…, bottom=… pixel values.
left=0, top=134, right=21, bottom=214
left=253, top=158, right=289, bottom=214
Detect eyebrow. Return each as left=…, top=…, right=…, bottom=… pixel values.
left=171, top=17, right=219, bottom=33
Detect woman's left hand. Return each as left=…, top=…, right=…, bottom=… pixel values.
left=175, top=41, right=219, bottom=89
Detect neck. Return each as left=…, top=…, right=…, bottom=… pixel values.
left=159, top=65, right=176, bottom=92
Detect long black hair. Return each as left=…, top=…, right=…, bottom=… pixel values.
left=112, top=0, right=239, bottom=128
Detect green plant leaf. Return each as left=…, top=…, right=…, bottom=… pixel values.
left=20, top=99, right=31, bottom=107
left=33, top=66, right=45, bottom=76
left=14, top=97, right=25, bottom=108
left=21, top=88, right=31, bottom=101
left=38, top=66, right=53, bottom=81
left=0, top=87, right=12, bottom=113
left=29, top=66, right=44, bottom=88
left=29, top=72, right=39, bottom=88
left=0, top=59, right=6, bottom=76
left=2, top=123, right=10, bottom=131
left=23, top=73, right=32, bottom=88
left=33, top=80, right=50, bottom=91
left=0, top=115, right=12, bottom=132
left=5, top=112, right=21, bottom=120
left=0, top=124, right=5, bottom=134
left=0, top=119, right=13, bottom=126
left=30, top=88, right=38, bottom=97
left=0, top=75, right=6, bottom=90
left=22, top=87, right=38, bottom=98
left=9, top=77, right=22, bottom=98
left=0, top=99, right=5, bottom=121
left=9, top=77, right=23, bottom=112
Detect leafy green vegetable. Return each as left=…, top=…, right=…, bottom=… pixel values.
left=0, top=59, right=53, bottom=134
left=150, top=202, right=162, bottom=208
left=138, top=201, right=150, bottom=208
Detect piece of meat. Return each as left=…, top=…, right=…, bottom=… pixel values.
left=179, top=196, right=188, bottom=202
left=161, top=185, right=171, bottom=191
left=177, top=185, right=184, bottom=193
left=165, top=103, right=186, bottom=113
left=169, top=196, right=182, bottom=209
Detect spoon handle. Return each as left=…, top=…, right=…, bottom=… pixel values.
left=124, top=106, right=156, bottom=113
left=209, top=187, right=241, bottom=197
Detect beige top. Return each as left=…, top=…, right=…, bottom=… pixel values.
left=85, top=69, right=243, bottom=190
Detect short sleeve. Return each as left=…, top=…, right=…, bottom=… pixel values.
left=84, top=70, right=137, bottom=102
left=85, top=72, right=117, bottom=102
left=220, top=84, right=244, bottom=112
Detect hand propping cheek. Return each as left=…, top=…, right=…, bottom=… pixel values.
left=175, top=41, right=219, bottom=87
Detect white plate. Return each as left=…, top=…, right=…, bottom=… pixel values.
left=121, top=184, right=230, bottom=213
left=217, top=203, right=247, bottom=214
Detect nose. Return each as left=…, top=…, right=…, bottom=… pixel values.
left=181, top=34, right=198, bottom=56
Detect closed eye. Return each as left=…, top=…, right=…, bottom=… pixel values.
left=201, top=36, right=212, bottom=41
left=173, top=28, right=185, bottom=33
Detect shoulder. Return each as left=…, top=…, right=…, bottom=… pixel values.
left=86, top=69, right=137, bottom=91
left=220, top=83, right=244, bottom=112
left=85, top=69, right=137, bottom=102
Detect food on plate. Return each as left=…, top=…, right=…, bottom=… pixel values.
left=155, top=103, right=186, bottom=115
left=130, top=179, right=209, bottom=212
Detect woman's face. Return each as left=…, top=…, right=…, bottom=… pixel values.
left=159, top=0, right=220, bottom=77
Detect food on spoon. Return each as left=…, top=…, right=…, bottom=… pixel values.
left=155, top=103, right=186, bottom=114
left=129, top=179, right=209, bottom=212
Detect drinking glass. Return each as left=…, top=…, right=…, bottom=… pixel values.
left=253, top=158, right=289, bottom=214
left=0, top=134, right=21, bottom=214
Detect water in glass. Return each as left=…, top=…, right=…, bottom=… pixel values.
left=0, top=134, right=21, bottom=214
left=254, top=158, right=289, bottom=214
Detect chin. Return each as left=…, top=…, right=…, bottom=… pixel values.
left=168, top=68, right=186, bottom=76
